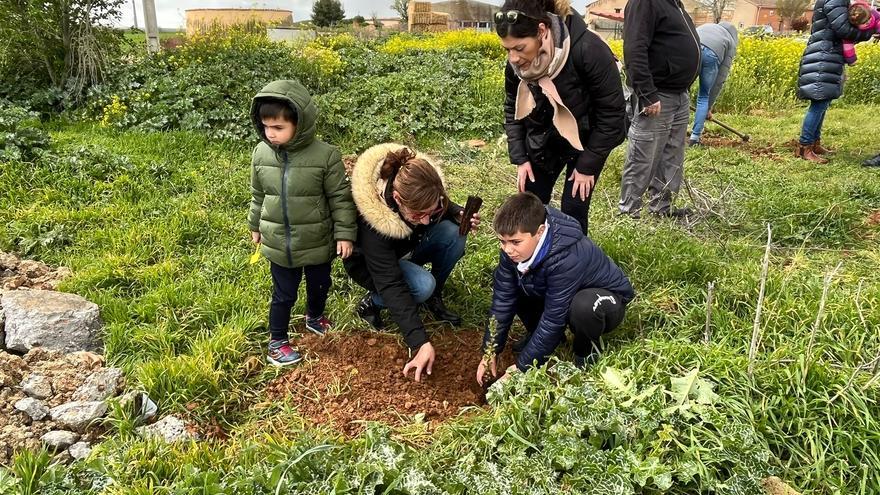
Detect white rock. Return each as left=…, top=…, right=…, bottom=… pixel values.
left=68, top=441, right=92, bottom=460
left=21, top=373, right=53, bottom=399
left=72, top=367, right=124, bottom=401
left=136, top=415, right=199, bottom=443
left=49, top=401, right=107, bottom=431
left=119, top=391, right=158, bottom=424
left=2, top=290, right=103, bottom=353
left=41, top=430, right=79, bottom=450
left=14, top=397, right=49, bottom=421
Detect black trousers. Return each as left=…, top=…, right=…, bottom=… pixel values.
left=525, top=154, right=598, bottom=235
left=268, top=261, right=332, bottom=340
left=516, top=288, right=625, bottom=357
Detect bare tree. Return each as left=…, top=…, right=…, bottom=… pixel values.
left=0, top=0, right=124, bottom=102
left=696, top=0, right=732, bottom=23
left=392, top=0, right=408, bottom=23
left=776, top=0, right=812, bottom=30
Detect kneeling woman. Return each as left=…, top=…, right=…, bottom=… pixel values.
left=344, top=144, right=478, bottom=382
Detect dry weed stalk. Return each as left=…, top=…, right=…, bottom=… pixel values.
left=748, top=224, right=772, bottom=377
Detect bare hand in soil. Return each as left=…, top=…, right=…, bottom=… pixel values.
left=495, top=365, right=519, bottom=385
left=476, top=357, right=497, bottom=386
left=403, top=342, right=435, bottom=382
left=336, top=240, right=353, bottom=259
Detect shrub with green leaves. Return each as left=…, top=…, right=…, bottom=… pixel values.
left=85, top=29, right=342, bottom=139
left=0, top=102, right=50, bottom=162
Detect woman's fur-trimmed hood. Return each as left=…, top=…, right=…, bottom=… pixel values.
left=351, top=143, right=447, bottom=240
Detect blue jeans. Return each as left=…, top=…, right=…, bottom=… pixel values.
left=371, top=220, right=466, bottom=307
left=690, top=45, right=720, bottom=142
left=799, top=99, right=831, bottom=145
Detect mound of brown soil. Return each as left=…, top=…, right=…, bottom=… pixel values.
left=265, top=329, right=515, bottom=436
left=700, top=136, right=780, bottom=160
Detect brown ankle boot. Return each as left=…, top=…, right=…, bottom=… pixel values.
left=813, top=139, right=833, bottom=155
left=796, top=143, right=828, bottom=164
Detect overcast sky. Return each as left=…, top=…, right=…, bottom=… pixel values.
left=116, top=0, right=409, bottom=29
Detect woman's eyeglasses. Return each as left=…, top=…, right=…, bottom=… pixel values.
left=494, top=10, right=533, bottom=25
left=405, top=199, right=447, bottom=221
left=494, top=10, right=538, bottom=36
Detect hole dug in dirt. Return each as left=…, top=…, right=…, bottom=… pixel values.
left=265, top=329, right=514, bottom=436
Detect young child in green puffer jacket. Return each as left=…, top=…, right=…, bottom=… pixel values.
left=247, top=79, right=357, bottom=366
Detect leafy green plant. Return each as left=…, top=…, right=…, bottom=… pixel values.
left=0, top=102, right=50, bottom=162
left=10, top=449, right=52, bottom=495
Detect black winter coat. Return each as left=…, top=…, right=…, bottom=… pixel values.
left=797, top=0, right=873, bottom=101
left=486, top=207, right=635, bottom=370
left=623, top=0, right=701, bottom=107
left=343, top=144, right=463, bottom=350
left=504, top=10, right=626, bottom=176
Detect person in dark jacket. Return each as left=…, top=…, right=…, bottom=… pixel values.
left=795, top=0, right=873, bottom=163
left=344, top=144, right=480, bottom=382
left=248, top=80, right=357, bottom=367
left=496, top=0, right=625, bottom=235
left=476, top=192, right=634, bottom=384
left=619, top=0, right=700, bottom=219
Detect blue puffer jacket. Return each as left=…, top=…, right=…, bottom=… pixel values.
left=797, top=0, right=873, bottom=101
left=487, top=207, right=635, bottom=371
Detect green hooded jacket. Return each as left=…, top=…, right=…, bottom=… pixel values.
left=248, top=80, right=356, bottom=268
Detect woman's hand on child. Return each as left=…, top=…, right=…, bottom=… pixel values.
left=251, top=231, right=261, bottom=243
left=568, top=171, right=595, bottom=201
left=337, top=241, right=353, bottom=259
left=476, top=357, right=497, bottom=386
left=458, top=211, right=481, bottom=234
left=403, top=342, right=435, bottom=382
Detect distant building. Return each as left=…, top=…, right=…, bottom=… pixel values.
left=585, top=0, right=813, bottom=38
left=729, top=0, right=814, bottom=31
left=185, top=8, right=294, bottom=35
left=432, top=0, right=500, bottom=31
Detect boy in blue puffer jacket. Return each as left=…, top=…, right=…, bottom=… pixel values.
left=477, top=192, right=634, bottom=384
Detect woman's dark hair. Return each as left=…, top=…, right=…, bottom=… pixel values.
left=258, top=98, right=297, bottom=124
left=495, top=0, right=556, bottom=38
left=380, top=147, right=449, bottom=214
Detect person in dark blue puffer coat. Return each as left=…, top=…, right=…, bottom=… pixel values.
left=476, top=192, right=635, bottom=384
left=795, top=0, right=874, bottom=163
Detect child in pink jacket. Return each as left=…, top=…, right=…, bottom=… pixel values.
left=843, top=0, right=880, bottom=65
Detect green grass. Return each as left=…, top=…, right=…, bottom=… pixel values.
left=1, top=105, right=880, bottom=493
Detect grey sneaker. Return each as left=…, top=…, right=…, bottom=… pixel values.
left=267, top=339, right=302, bottom=367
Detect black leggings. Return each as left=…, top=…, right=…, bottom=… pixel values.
left=268, top=261, right=332, bottom=340
left=516, top=288, right=625, bottom=357
left=525, top=156, right=598, bottom=235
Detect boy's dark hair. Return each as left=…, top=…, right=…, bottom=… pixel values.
left=258, top=98, right=297, bottom=124
left=493, top=192, right=547, bottom=236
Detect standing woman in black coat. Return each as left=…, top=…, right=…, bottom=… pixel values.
left=795, top=0, right=873, bottom=163
left=496, top=0, right=625, bottom=234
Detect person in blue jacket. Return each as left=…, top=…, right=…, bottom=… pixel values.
left=476, top=192, right=635, bottom=384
